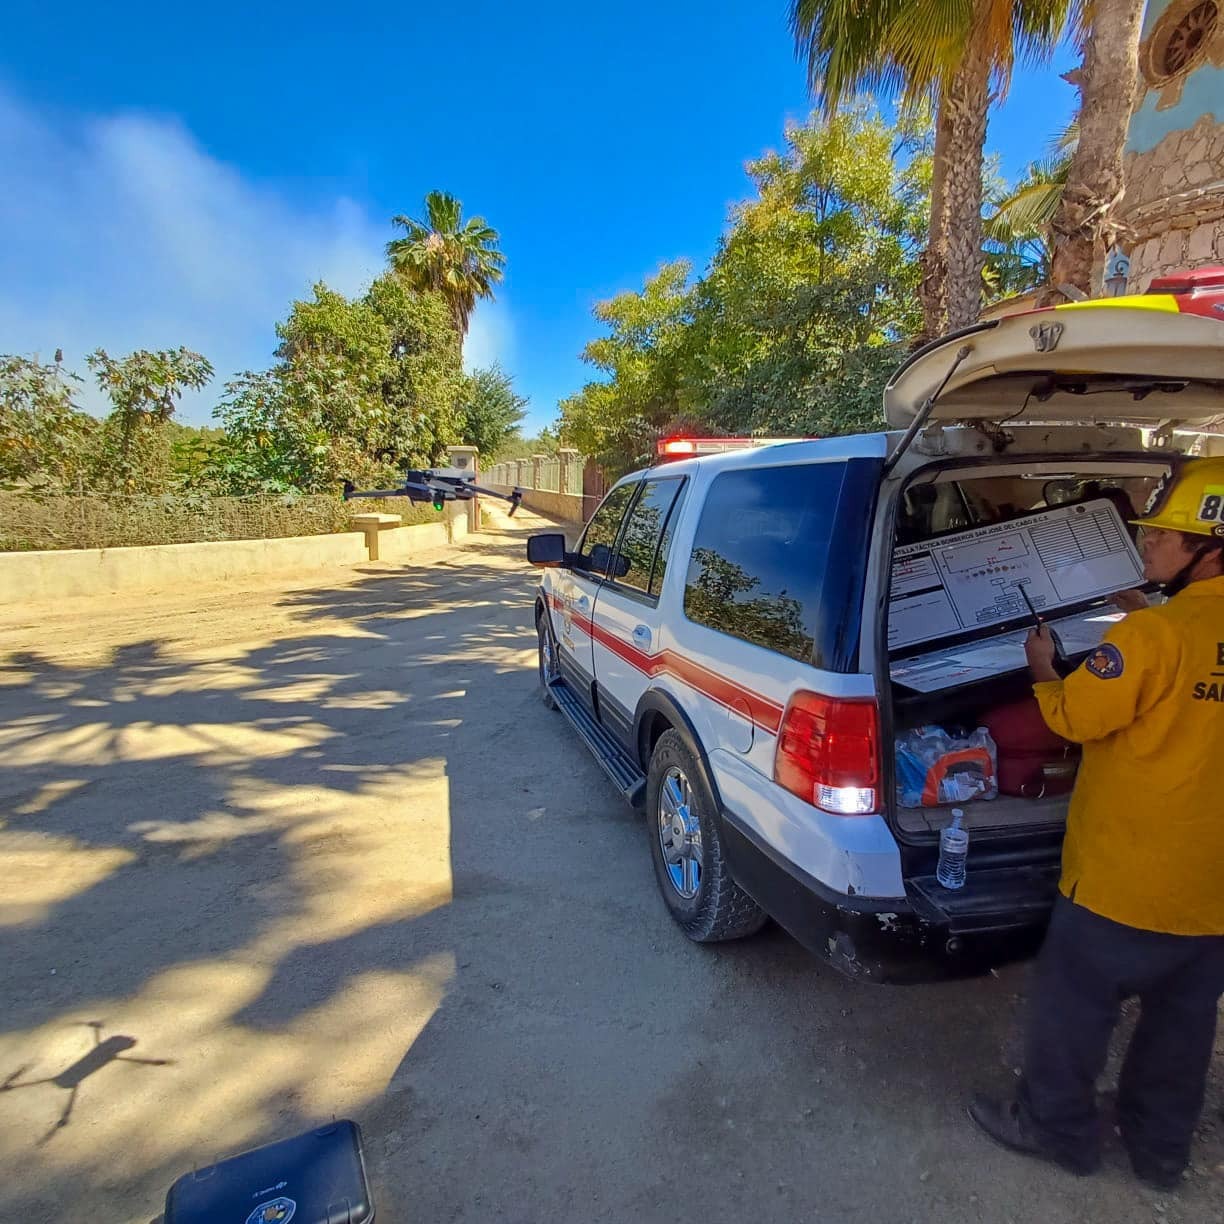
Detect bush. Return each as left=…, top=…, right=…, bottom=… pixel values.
left=0, top=492, right=444, bottom=552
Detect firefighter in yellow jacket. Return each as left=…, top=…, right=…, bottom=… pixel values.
left=971, top=457, right=1224, bottom=1189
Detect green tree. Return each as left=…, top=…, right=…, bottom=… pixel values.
left=87, top=347, right=213, bottom=492
left=386, top=192, right=506, bottom=341
left=207, top=278, right=464, bottom=493
left=791, top=0, right=1070, bottom=338
left=367, top=275, right=465, bottom=464
left=558, top=106, right=927, bottom=473
left=460, top=366, right=528, bottom=457
left=488, top=428, right=560, bottom=462
left=0, top=354, right=95, bottom=491
left=693, top=105, right=925, bottom=436
left=559, top=261, right=696, bottom=472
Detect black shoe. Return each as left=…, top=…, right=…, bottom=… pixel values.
left=1127, top=1150, right=1185, bottom=1192
left=968, top=1095, right=1099, bottom=1177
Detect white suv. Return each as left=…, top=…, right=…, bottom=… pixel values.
left=528, top=270, right=1224, bottom=982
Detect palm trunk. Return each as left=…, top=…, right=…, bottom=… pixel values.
left=1045, top=0, right=1145, bottom=300
left=941, top=40, right=991, bottom=331
left=918, top=100, right=954, bottom=344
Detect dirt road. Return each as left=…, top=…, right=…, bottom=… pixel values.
left=0, top=510, right=1220, bottom=1223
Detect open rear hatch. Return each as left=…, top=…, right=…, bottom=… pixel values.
left=878, top=277, right=1224, bottom=953
left=885, top=271, right=1224, bottom=437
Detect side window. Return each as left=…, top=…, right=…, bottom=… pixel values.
left=650, top=481, right=688, bottom=597
left=576, top=482, right=637, bottom=576
left=611, top=478, right=684, bottom=596
left=683, top=461, right=877, bottom=669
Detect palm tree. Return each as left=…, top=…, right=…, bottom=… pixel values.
left=386, top=192, right=506, bottom=342
left=791, top=0, right=1070, bottom=340
left=1044, top=0, right=1145, bottom=298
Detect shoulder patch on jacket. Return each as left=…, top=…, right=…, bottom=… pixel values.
left=1086, top=642, right=1125, bottom=679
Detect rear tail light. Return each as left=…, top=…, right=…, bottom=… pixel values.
left=773, top=692, right=880, bottom=815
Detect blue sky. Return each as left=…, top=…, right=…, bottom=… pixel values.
left=0, top=1, right=1077, bottom=435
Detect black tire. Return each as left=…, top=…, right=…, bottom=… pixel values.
left=536, top=609, right=559, bottom=710
left=646, top=729, right=767, bottom=943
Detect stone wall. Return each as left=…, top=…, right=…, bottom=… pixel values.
left=1121, top=113, right=1224, bottom=288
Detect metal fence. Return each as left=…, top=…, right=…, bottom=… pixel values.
left=485, top=452, right=585, bottom=496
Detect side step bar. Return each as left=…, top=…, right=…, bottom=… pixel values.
left=549, top=678, right=646, bottom=808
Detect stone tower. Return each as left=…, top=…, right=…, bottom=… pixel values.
left=1120, top=0, right=1224, bottom=289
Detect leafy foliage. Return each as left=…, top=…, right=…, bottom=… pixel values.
left=86, top=348, right=214, bottom=493
left=982, top=156, right=1066, bottom=300
left=459, top=366, right=528, bottom=458
left=488, top=428, right=560, bottom=462
left=4, top=197, right=508, bottom=505
left=203, top=278, right=464, bottom=494
left=558, top=106, right=927, bottom=475
left=0, top=355, right=94, bottom=491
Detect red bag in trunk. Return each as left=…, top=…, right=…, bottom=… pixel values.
left=980, top=697, right=1079, bottom=798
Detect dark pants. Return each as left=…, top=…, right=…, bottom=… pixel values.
left=1020, top=895, right=1224, bottom=1172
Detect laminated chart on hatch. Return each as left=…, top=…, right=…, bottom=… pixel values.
left=889, top=498, right=1145, bottom=654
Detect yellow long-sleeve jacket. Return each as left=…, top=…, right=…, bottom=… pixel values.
left=1033, top=574, right=1224, bottom=935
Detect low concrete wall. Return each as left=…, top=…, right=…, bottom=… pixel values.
left=0, top=519, right=462, bottom=607
left=377, top=521, right=452, bottom=561
left=486, top=485, right=586, bottom=526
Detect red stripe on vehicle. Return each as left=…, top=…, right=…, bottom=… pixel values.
left=543, top=590, right=784, bottom=734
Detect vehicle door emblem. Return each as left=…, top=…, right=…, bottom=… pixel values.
left=1029, top=322, right=1064, bottom=353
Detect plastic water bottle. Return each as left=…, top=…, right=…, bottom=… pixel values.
left=936, top=809, right=969, bottom=890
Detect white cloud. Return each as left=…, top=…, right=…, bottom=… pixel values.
left=0, top=88, right=390, bottom=423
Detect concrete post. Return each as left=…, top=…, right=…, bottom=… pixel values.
left=558, top=448, right=579, bottom=495
left=447, top=445, right=480, bottom=535
left=351, top=512, right=402, bottom=561
left=532, top=454, right=547, bottom=493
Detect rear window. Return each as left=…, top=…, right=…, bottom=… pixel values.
left=683, top=459, right=879, bottom=670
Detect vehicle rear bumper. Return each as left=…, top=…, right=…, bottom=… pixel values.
left=721, top=808, right=1055, bottom=984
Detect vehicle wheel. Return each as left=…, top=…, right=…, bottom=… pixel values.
left=646, top=729, right=767, bottom=942
left=536, top=610, right=559, bottom=710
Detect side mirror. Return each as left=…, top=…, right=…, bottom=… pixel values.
left=586, top=542, right=614, bottom=575
left=527, top=532, right=568, bottom=567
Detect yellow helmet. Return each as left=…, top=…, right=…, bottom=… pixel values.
left=1131, top=456, right=1224, bottom=539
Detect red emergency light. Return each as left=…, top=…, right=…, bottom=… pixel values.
left=655, top=435, right=814, bottom=462
left=659, top=438, right=699, bottom=456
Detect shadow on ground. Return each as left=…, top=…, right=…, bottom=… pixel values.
left=0, top=517, right=1219, bottom=1224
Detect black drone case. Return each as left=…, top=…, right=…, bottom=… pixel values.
left=165, top=1119, right=373, bottom=1224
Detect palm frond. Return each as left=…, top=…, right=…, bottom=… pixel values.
left=1012, top=0, right=1074, bottom=70
left=385, top=191, right=506, bottom=337
left=790, top=0, right=916, bottom=109
left=984, top=167, right=1066, bottom=241
left=1047, top=117, right=1079, bottom=158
